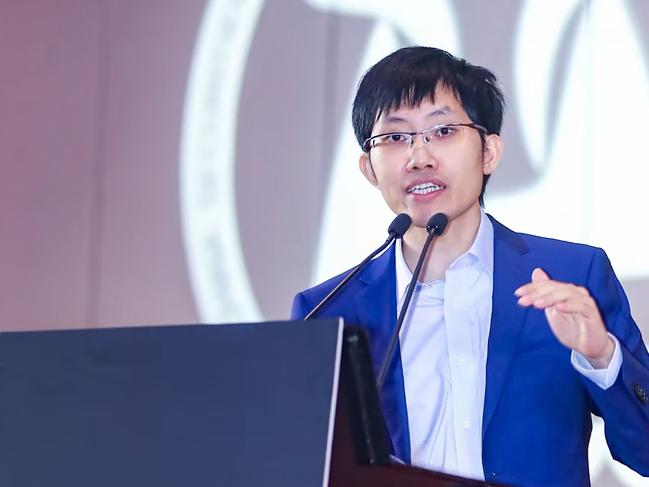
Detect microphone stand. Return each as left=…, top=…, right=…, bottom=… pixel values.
left=376, top=213, right=448, bottom=390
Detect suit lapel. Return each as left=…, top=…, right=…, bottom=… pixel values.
left=482, top=216, right=533, bottom=437
left=355, top=244, right=411, bottom=462
left=350, top=219, right=532, bottom=457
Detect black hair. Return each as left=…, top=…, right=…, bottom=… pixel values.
left=351, top=46, right=505, bottom=206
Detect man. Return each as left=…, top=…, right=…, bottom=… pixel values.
left=291, top=47, right=649, bottom=486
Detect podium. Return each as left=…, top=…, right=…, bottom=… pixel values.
left=0, top=320, right=495, bottom=486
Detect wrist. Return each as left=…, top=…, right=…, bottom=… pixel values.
left=586, top=336, right=615, bottom=369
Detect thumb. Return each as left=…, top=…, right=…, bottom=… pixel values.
left=532, top=267, right=550, bottom=282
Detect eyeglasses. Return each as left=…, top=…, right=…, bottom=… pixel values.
left=362, top=122, right=487, bottom=158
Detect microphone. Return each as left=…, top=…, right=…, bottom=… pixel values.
left=304, top=213, right=412, bottom=320
left=376, top=213, right=448, bottom=390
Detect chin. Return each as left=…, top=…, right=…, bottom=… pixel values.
left=410, top=207, right=446, bottom=226
left=410, top=215, right=434, bottom=229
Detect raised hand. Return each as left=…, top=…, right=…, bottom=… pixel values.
left=515, top=268, right=615, bottom=368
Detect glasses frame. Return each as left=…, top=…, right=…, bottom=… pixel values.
left=362, top=122, right=488, bottom=153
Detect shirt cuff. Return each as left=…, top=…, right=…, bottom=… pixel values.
left=571, top=333, right=623, bottom=390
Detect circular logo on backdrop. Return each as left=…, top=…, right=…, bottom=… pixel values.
left=180, top=2, right=649, bottom=485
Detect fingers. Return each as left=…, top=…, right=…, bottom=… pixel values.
left=518, top=284, right=584, bottom=310
left=531, top=267, right=549, bottom=282
left=554, top=295, right=598, bottom=316
left=516, top=267, right=549, bottom=296
left=516, top=269, right=609, bottom=360
left=515, top=268, right=593, bottom=312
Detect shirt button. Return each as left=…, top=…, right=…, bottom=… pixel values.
left=458, top=357, right=466, bottom=366
left=462, top=420, right=470, bottom=429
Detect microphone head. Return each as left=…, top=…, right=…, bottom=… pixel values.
left=388, top=213, right=412, bottom=238
left=426, top=213, right=448, bottom=236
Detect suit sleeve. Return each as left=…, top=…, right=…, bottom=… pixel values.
left=581, top=248, right=649, bottom=475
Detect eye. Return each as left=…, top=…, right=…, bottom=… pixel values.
left=434, top=125, right=457, bottom=138
left=373, top=133, right=410, bottom=147
left=387, top=133, right=409, bottom=144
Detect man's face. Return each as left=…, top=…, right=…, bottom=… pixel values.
left=359, top=88, right=502, bottom=230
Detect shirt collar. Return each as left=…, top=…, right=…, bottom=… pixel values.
left=395, top=210, right=494, bottom=301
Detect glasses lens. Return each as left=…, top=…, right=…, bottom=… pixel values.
left=369, top=133, right=411, bottom=157
left=368, top=124, right=481, bottom=159
left=425, top=124, right=470, bottom=143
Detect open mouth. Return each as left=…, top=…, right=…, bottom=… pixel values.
left=407, top=182, right=446, bottom=195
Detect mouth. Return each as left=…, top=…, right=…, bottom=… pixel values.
left=406, top=182, right=446, bottom=195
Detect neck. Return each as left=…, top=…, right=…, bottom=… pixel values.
left=402, top=205, right=482, bottom=282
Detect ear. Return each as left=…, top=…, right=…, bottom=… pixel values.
left=359, top=152, right=379, bottom=187
left=482, top=134, right=503, bottom=175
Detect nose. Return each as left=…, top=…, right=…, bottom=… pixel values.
left=406, top=135, right=437, bottom=171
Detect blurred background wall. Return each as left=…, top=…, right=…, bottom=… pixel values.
left=1, top=1, right=648, bottom=484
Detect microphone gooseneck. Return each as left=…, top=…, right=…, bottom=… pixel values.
left=304, top=213, right=412, bottom=320
left=376, top=213, right=448, bottom=390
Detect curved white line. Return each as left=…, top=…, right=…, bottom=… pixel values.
left=513, top=0, right=582, bottom=169
left=180, top=0, right=265, bottom=323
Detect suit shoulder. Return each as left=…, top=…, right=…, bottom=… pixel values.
left=515, top=231, right=611, bottom=279
left=489, top=216, right=607, bottom=274
left=490, top=214, right=604, bottom=262
left=518, top=231, right=603, bottom=257
left=295, top=266, right=355, bottom=303
left=291, top=244, right=395, bottom=320
left=290, top=266, right=355, bottom=319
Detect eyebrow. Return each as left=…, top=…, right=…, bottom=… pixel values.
left=426, top=106, right=452, bottom=118
left=383, top=106, right=453, bottom=124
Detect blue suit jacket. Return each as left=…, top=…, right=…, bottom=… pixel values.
left=291, top=217, right=649, bottom=486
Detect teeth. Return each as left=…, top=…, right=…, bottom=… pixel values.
left=408, top=183, right=445, bottom=195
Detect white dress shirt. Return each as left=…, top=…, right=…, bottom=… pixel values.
left=395, top=211, right=622, bottom=480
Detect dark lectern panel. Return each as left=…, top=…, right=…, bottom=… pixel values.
left=0, top=319, right=342, bottom=487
